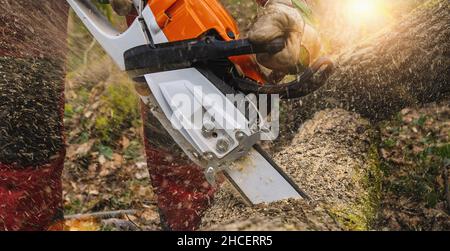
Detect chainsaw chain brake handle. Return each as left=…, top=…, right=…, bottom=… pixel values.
left=124, top=36, right=286, bottom=79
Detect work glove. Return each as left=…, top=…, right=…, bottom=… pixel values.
left=248, top=0, right=321, bottom=75
left=110, top=0, right=133, bottom=16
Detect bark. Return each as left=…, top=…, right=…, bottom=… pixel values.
left=286, top=0, right=449, bottom=131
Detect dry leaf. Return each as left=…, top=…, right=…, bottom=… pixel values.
left=121, top=136, right=130, bottom=149
left=113, top=153, right=123, bottom=165
left=64, top=218, right=101, bottom=231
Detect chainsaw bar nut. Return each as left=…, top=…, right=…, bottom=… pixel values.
left=216, top=138, right=230, bottom=153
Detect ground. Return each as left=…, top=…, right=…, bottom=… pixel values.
left=376, top=103, right=450, bottom=230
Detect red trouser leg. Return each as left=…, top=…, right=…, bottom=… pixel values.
left=0, top=0, right=68, bottom=229
left=0, top=154, right=65, bottom=231
left=141, top=103, right=215, bottom=231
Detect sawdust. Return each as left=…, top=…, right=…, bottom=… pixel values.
left=201, top=109, right=379, bottom=230
left=201, top=185, right=342, bottom=231
left=0, top=57, right=65, bottom=167
left=0, top=1, right=68, bottom=167
left=275, top=109, right=375, bottom=203
left=0, top=1, right=68, bottom=59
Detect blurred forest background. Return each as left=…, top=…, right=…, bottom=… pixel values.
left=63, top=0, right=448, bottom=230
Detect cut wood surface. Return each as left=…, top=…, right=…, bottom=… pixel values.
left=201, top=109, right=380, bottom=230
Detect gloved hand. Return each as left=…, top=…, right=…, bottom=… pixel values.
left=110, top=0, right=133, bottom=16
left=248, top=0, right=321, bottom=75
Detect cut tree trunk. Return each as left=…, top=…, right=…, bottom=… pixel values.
left=0, top=0, right=69, bottom=230
left=201, top=109, right=381, bottom=231
left=286, top=0, right=449, bottom=132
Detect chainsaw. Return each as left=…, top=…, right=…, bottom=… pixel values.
left=67, top=0, right=333, bottom=205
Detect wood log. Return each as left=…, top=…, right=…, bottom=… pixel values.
left=285, top=0, right=449, bottom=132
left=201, top=109, right=380, bottom=230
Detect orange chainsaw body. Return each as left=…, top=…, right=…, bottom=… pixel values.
left=148, top=0, right=266, bottom=83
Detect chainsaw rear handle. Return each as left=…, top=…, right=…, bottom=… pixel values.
left=124, top=37, right=285, bottom=78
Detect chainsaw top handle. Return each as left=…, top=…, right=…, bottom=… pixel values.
left=124, top=36, right=285, bottom=78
